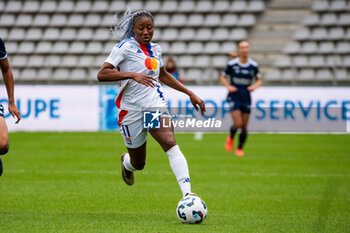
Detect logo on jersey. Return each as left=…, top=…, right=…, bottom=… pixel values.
left=145, top=57, right=158, bottom=71
left=136, top=49, right=142, bottom=54
left=143, top=110, right=161, bottom=129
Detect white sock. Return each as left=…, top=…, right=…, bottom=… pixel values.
left=166, top=145, right=191, bottom=197
left=123, top=153, right=136, bottom=172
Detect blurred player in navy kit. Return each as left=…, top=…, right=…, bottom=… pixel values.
left=220, top=41, right=262, bottom=156
left=0, top=38, right=21, bottom=176
left=165, top=57, right=183, bottom=83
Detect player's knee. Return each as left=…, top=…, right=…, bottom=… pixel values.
left=234, top=123, right=243, bottom=129
left=163, top=140, right=177, bottom=152
left=0, top=140, right=9, bottom=155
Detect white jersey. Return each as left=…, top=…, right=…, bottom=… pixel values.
left=105, top=37, right=167, bottom=125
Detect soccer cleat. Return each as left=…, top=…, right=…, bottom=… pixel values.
left=235, top=148, right=244, bottom=157
left=0, top=157, right=3, bottom=176
left=185, top=192, right=198, bottom=197
left=225, top=136, right=233, bottom=152
left=121, top=153, right=134, bottom=186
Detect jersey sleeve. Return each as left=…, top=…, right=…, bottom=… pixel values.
left=0, top=38, right=8, bottom=61
left=222, top=64, right=231, bottom=76
left=104, top=45, right=125, bottom=67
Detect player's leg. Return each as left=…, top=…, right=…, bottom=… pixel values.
left=226, top=109, right=243, bottom=152
left=0, top=108, right=9, bottom=154
left=0, top=114, right=9, bottom=176
left=119, top=121, right=148, bottom=185
left=120, top=142, right=147, bottom=185
left=149, top=117, right=192, bottom=197
left=239, top=113, right=250, bottom=149
left=236, top=112, right=250, bottom=156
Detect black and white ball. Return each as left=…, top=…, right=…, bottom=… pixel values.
left=176, top=196, right=207, bottom=224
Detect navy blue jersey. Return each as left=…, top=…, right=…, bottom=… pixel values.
left=222, top=58, right=260, bottom=88
left=0, top=38, right=7, bottom=61
left=222, top=58, right=261, bottom=104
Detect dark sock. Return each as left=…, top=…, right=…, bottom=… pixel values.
left=229, top=126, right=237, bottom=139
left=238, top=132, right=248, bottom=149
left=0, top=158, right=3, bottom=176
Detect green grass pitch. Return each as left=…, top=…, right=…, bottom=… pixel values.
left=0, top=132, right=349, bottom=232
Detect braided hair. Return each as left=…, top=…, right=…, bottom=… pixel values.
left=111, top=8, right=154, bottom=41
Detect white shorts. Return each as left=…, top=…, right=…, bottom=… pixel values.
left=119, top=107, right=171, bottom=149
left=120, top=118, right=148, bottom=149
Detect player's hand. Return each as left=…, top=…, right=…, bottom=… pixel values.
left=228, top=86, right=237, bottom=93
left=189, top=93, right=206, bottom=115
left=131, top=73, right=157, bottom=88
left=8, top=103, right=21, bottom=124
left=247, top=86, right=255, bottom=92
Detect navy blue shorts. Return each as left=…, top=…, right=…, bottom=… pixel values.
left=227, top=96, right=251, bottom=114
left=0, top=104, right=4, bottom=118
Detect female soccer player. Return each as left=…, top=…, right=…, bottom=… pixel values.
left=220, top=41, right=262, bottom=156
left=97, top=10, right=205, bottom=198
left=0, top=38, right=21, bottom=176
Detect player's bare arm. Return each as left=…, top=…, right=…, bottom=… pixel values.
left=0, top=58, right=20, bottom=123
left=98, top=62, right=157, bottom=88
left=247, top=78, right=262, bottom=92
left=220, top=73, right=237, bottom=93
left=159, top=67, right=206, bottom=115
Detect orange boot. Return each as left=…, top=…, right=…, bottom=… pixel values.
left=225, top=136, right=233, bottom=152
left=235, top=148, right=244, bottom=157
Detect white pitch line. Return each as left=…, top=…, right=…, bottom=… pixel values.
left=5, top=169, right=350, bottom=178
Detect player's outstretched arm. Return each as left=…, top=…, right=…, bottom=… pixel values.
left=97, top=62, right=157, bottom=88
left=159, top=67, right=206, bottom=115
left=0, top=58, right=20, bottom=123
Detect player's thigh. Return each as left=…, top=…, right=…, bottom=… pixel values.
left=230, top=110, right=243, bottom=128
left=0, top=117, right=8, bottom=149
left=149, top=116, right=176, bottom=152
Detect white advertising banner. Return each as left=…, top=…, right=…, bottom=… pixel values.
left=0, top=85, right=99, bottom=131
left=162, top=86, right=350, bottom=132
left=0, top=85, right=349, bottom=132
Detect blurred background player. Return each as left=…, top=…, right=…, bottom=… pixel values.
left=0, top=38, right=21, bottom=176
left=220, top=41, right=262, bottom=156
left=165, top=57, right=183, bottom=83
left=97, top=10, right=205, bottom=197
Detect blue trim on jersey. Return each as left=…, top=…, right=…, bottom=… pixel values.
left=146, top=44, right=154, bottom=58
left=0, top=38, right=7, bottom=61
left=116, top=38, right=132, bottom=48
left=0, top=54, right=7, bottom=61
left=156, top=84, right=165, bottom=100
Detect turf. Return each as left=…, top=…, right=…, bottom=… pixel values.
left=0, top=132, right=349, bottom=233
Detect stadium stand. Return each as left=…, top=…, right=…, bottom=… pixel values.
left=266, top=0, right=350, bottom=83
left=0, top=0, right=348, bottom=84
left=0, top=0, right=266, bottom=84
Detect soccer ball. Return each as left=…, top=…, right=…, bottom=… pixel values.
left=176, top=196, right=207, bottom=224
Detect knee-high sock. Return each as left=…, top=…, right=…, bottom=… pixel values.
left=238, top=131, right=248, bottom=149
left=230, top=125, right=237, bottom=139
left=123, top=153, right=136, bottom=172
left=166, top=145, right=191, bottom=197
